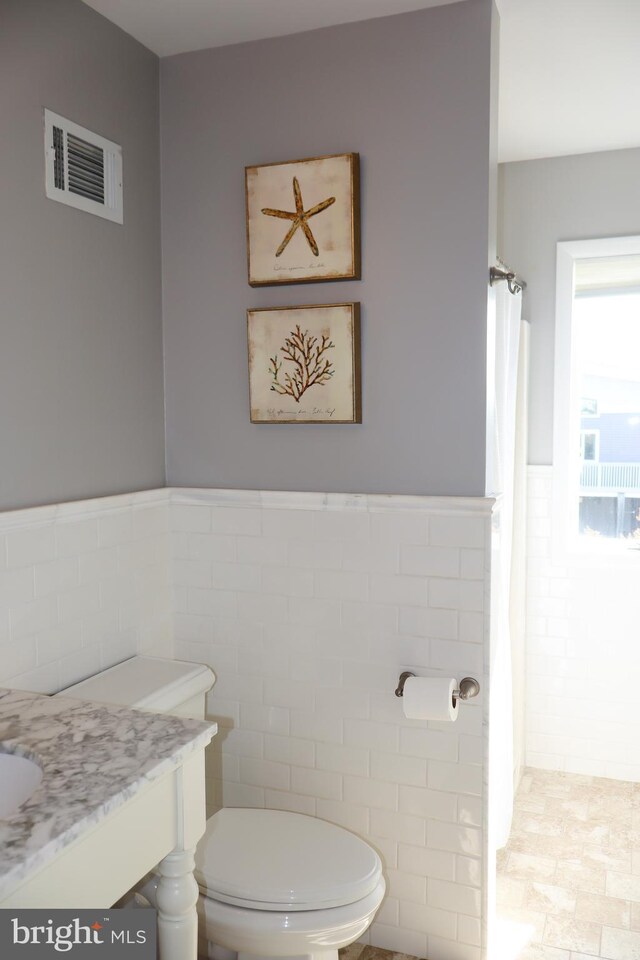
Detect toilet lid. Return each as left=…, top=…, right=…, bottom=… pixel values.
left=195, top=808, right=382, bottom=911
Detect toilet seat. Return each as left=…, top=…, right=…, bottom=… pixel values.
left=195, top=808, right=382, bottom=911
left=56, top=657, right=385, bottom=960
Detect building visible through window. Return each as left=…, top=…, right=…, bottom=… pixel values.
left=573, top=291, right=640, bottom=541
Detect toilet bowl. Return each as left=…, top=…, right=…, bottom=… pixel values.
left=58, top=657, right=385, bottom=960
left=195, top=807, right=385, bottom=960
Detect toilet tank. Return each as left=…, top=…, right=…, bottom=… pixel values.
left=56, top=656, right=215, bottom=719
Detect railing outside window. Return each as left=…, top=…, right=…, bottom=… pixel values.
left=580, top=462, right=640, bottom=494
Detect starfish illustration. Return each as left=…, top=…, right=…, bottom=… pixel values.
left=261, top=177, right=336, bottom=257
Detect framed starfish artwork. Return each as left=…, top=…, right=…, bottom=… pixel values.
left=247, top=303, right=361, bottom=423
left=245, top=153, right=360, bottom=286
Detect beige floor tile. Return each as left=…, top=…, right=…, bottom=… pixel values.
left=496, top=905, right=547, bottom=945
left=526, top=883, right=576, bottom=916
left=542, top=916, right=602, bottom=954
left=497, top=875, right=528, bottom=908
left=544, top=798, right=590, bottom=822
left=515, top=947, right=570, bottom=960
left=493, top=916, right=537, bottom=960
left=532, top=771, right=592, bottom=789
left=567, top=784, right=599, bottom=803
left=553, top=859, right=606, bottom=895
left=498, top=769, right=640, bottom=960
left=339, top=946, right=367, bottom=960
left=509, top=833, right=580, bottom=860
left=565, top=773, right=596, bottom=789
left=516, top=796, right=548, bottom=814
left=600, top=925, right=640, bottom=960
left=363, top=951, right=398, bottom=960
left=520, top=773, right=534, bottom=793
left=506, top=852, right=558, bottom=882
left=606, top=872, right=640, bottom=903
left=340, top=948, right=418, bottom=960
left=527, top=771, right=574, bottom=791
left=514, top=813, right=565, bottom=837
left=609, top=824, right=636, bottom=849
left=590, top=779, right=633, bottom=799
left=574, top=891, right=630, bottom=928
left=532, top=781, right=574, bottom=800
left=507, top=833, right=552, bottom=857
left=527, top=770, right=556, bottom=783
left=589, top=796, right=632, bottom=824
left=581, top=843, right=631, bottom=874
left=565, top=821, right=611, bottom=846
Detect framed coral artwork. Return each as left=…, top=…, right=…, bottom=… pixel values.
left=247, top=303, right=361, bottom=424
left=245, top=153, right=360, bottom=286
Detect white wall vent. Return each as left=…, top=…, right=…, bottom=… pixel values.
left=44, top=109, right=123, bottom=224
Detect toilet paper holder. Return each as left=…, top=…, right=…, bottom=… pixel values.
left=394, top=671, right=480, bottom=704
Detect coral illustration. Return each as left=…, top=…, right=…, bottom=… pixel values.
left=269, top=325, right=335, bottom=402
left=261, top=177, right=335, bottom=257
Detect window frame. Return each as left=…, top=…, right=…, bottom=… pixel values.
left=553, top=235, right=640, bottom=561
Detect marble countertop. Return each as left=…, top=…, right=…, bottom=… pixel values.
left=0, top=687, right=217, bottom=899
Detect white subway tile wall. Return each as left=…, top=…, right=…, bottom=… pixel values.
left=170, top=489, right=492, bottom=959
left=0, top=487, right=493, bottom=959
left=0, top=492, right=172, bottom=692
left=526, top=467, right=640, bottom=781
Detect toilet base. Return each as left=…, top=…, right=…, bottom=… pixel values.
left=205, top=949, right=338, bottom=960
left=198, top=877, right=384, bottom=960
left=238, top=954, right=338, bottom=960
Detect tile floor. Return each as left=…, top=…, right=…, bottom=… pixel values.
left=496, top=767, right=640, bottom=960
left=340, top=947, right=418, bottom=960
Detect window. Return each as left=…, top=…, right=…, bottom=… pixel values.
left=580, top=430, right=599, bottom=462
left=554, top=238, right=640, bottom=553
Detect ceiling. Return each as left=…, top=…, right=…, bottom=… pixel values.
left=497, top=0, right=640, bottom=162
left=80, top=0, right=459, bottom=57
left=81, top=0, right=640, bottom=164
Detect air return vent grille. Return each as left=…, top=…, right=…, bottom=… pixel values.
left=52, top=124, right=65, bottom=189
left=44, top=109, right=123, bottom=224
left=67, top=133, right=105, bottom=203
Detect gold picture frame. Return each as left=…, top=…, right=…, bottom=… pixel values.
left=245, top=153, right=360, bottom=286
left=247, top=303, right=361, bottom=423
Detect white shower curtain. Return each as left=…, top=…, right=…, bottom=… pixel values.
left=489, top=283, right=528, bottom=850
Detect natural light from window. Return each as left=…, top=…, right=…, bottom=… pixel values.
left=572, top=291, right=640, bottom=545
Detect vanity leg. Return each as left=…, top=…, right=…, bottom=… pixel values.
left=156, top=847, right=200, bottom=960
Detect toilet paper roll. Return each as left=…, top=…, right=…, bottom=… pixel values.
left=402, top=676, right=459, bottom=722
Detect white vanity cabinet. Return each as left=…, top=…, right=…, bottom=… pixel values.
left=0, top=688, right=217, bottom=960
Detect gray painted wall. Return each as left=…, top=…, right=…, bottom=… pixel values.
left=0, top=0, right=165, bottom=510
left=161, top=1, right=495, bottom=497
left=499, top=148, right=640, bottom=465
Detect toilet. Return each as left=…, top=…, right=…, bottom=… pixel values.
left=57, top=656, right=385, bottom=960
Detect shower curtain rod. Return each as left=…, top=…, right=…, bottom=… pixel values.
left=490, top=263, right=527, bottom=295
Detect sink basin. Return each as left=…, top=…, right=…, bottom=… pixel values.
left=0, top=753, right=43, bottom=818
